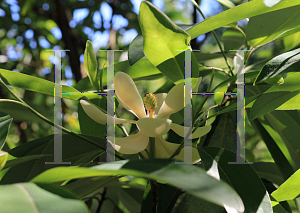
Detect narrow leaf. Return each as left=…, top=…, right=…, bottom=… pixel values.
left=0, top=111, right=12, bottom=149
left=31, top=159, right=245, bottom=212
left=84, top=40, right=99, bottom=91
left=187, top=0, right=300, bottom=39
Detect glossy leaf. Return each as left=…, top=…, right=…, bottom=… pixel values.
left=216, top=0, right=235, bottom=8
left=128, top=35, right=145, bottom=66
left=250, top=91, right=300, bottom=120
left=246, top=5, right=300, bottom=47
left=272, top=168, right=300, bottom=202
left=0, top=151, right=8, bottom=171
left=251, top=118, right=294, bottom=180
left=186, top=0, right=300, bottom=39
left=264, top=0, right=281, bottom=7
left=254, top=48, right=300, bottom=84
left=251, top=73, right=300, bottom=119
left=1, top=134, right=105, bottom=184
left=0, top=69, right=81, bottom=101
left=84, top=40, right=99, bottom=91
left=251, top=162, right=284, bottom=186
left=74, top=58, right=163, bottom=92
left=0, top=111, right=12, bottom=149
left=3, top=154, right=51, bottom=170
left=0, top=99, right=53, bottom=123
left=78, top=97, right=106, bottom=138
left=31, top=159, right=245, bottom=212
left=283, top=32, right=300, bottom=51
left=264, top=111, right=300, bottom=168
left=222, top=28, right=246, bottom=51
left=139, top=1, right=198, bottom=83
left=0, top=183, right=89, bottom=213
left=198, top=147, right=272, bottom=213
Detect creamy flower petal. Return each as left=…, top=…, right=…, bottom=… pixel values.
left=171, top=123, right=211, bottom=139
left=156, top=82, right=184, bottom=119
left=115, top=72, right=146, bottom=119
left=107, top=132, right=149, bottom=154
left=115, top=95, right=139, bottom=118
left=152, top=137, right=200, bottom=163
left=80, top=100, right=136, bottom=125
left=137, top=118, right=172, bottom=137
left=154, top=93, right=167, bottom=115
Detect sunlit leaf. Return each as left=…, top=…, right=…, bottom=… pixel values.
left=187, top=0, right=300, bottom=39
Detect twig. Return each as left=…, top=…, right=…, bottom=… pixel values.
left=150, top=180, right=158, bottom=213
left=96, top=188, right=107, bottom=213
left=191, top=0, right=234, bottom=76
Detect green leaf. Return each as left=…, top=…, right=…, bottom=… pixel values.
left=0, top=69, right=81, bottom=101
left=216, top=0, right=235, bottom=8
left=84, top=40, right=99, bottom=91
left=200, top=112, right=236, bottom=153
left=31, top=159, right=245, bottom=212
left=128, top=35, right=145, bottom=66
left=139, top=1, right=198, bottom=83
left=186, top=0, right=300, bottom=39
left=246, top=5, right=300, bottom=47
left=251, top=118, right=294, bottom=180
left=222, top=28, right=246, bottom=51
left=251, top=162, right=284, bottom=185
left=0, top=151, right=8, bottom=171
left=3, top=154, right=51, bottom=170
left=78, top=97, right=106, bottom=138
left=272, top=168, right=300, bottom=202
left=250, top=91, right=300, bottom=120
left=251, top=73, right=300, bottom=119
left=283, top=32, right=300, bottom=51
left=1, top=134, right=105, bottom=184
left=198, top=147, right=273, bottom=213
left=0, top=111, right=12, bottom=149
left=0, top=99, right=53, bottom=123
left=264, top=111, right=300, bottom=168
left=254, top=48, right=300, bottom=84
left=74, top=58, right=163, bottom=92
left=0, top=183, right=89, bottom=213
left=264, top=0, right=281, bottom=7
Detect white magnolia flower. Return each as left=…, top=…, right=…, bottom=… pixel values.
left=80, top=72, right=211, bottom=163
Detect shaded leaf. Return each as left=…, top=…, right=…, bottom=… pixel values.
left=0, top=183, right=89, bottom=213
left=128, top=35, right=145, bottom=66
left=222, top=28, right=246, bottom=51
left=0, top=111, right=12, bottom=149
left=198, top=147, right=272, bottom=213
left=31, top=159, right=245, bottom=212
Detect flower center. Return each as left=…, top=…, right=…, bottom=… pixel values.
left=143, top=92, right=158, bottom=118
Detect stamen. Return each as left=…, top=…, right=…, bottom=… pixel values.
left=143, top=92, right=158, bottom=118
